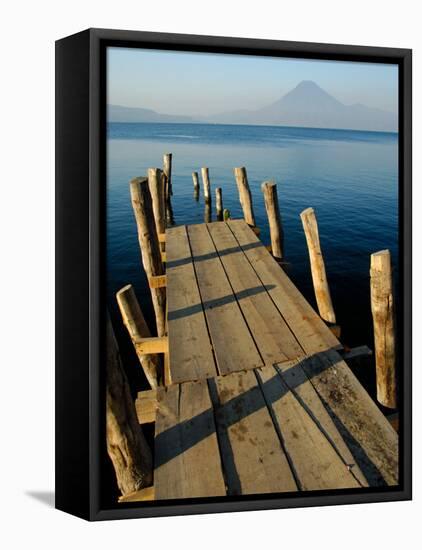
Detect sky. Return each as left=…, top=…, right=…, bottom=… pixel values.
left=107, top=47, right=398, bottom=116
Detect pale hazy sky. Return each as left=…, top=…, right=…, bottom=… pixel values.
left=107, top=47, right=398, bottom=116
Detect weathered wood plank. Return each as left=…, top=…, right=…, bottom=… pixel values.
left=166, top=225, right=218, bottom=383
left=258, top=363, right=367, bottom=489
left=154, top=381, right=226, bottom=499
left=227, top=219, right=341, bottom=355
left=187, top=223, right=263, bottom=375
left=298, top=349, right=399, bottom=486
left=207, top=221, right=302, bottom=363
left=209, top=370, right=297, bottom=495
left=274, top=358, right=368, bottom=487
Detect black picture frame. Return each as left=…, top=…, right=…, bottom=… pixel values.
left=55, top=28, right=412, bottom=521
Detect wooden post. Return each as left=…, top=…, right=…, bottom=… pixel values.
left=201, top=167, right=211, bottom=204
left=163, top=153, right=172, bottom=198
left=116, top=284, right=162, bottom=389
left=234, top=166, right=256, bottom=227
left=130, top=177, right=166, bottom=337
left=215, top=187, right=223, bottom=221
left=300, top=207, right=336, bottom=324
left=106, top=314, right=153, bottom=496
left=370, top=250, right=397, bottom=409
left=261, top=181, right=284, bottom=260
left=148, top=168, right=165, bottom=250
left=223, top=208, right=231, bottom=221
left=204, top=202, right=212, bottom=223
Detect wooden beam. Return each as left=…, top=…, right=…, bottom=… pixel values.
left=148, top=168, right=166, bottom=252
left=116, top=284, right=161, bottom=389
left=300, top=207, right=336, bottom=324
left=261, top=181, right=283, bottom=260
left=130, top=176, right=166, bottom=337
left=106, top=315, right=153, bottom=496
left=370, top=249, right=397, bottom=409
left=234, top=166, right=256, bottom=227
left=135, top=389, right=157, bottom=424
left=341, top=345, right=373, bottom=361
left=149, top=275, right=167, bottom=289
left=158, top=233, right=166, bottom=243
left=135, top=336, right=169, bottom=355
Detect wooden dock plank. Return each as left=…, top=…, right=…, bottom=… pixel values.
left=209, top=369, right=297, bottom=495
left=256, top=364, right=363, bottom=490
left=274, top=358, right=369, bottom=487
left=154, top=380, right=226, bottom=499
left=187, top=223, right=263, bottom=375
left=166, top=225, right=218, bottom=383
left=227, top=219, right=341, bottom=356
left=207, top=221, right=303, bottom=363
left=299, top=349, right=399, bottom=486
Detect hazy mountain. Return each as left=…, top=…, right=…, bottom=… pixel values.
left=108, top=104, right=196, bottom=124
left=202, top=81, right=397, bottom=132
left=108, top=81, right=397, bottom=132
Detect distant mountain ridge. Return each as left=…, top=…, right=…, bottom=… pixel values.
left=108, top=81, right=397, bottom=132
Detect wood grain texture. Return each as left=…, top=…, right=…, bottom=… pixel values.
left=166, top=225, right=218, bottom=383
left=227, top=219, right=341, bottom=355
left=207, top=221, right=302, bottom=363
left=210, top=369, right=297, bottom=495
left=187, top=222, right=263, bottom=375
left=154, top=380, right=226, bottom=499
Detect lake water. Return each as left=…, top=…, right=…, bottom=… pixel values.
left=106, top=122, right=398, bottom=394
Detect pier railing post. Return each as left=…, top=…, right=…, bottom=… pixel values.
left=192, top=171, right=200, bottom=201
left=370, top=250, right=397, bottom=409
left=130, top=176, right=166, bottom=337
left=116, top=284, right=162, bottom=389
left=148, top=168, right=166, bottom=251
left=300, top=207, right=336, bottom=324
left=106, top=314, right=153, bottom=496
left=261, top=181, right=284, bottom=260
left=234, top=166, right=256, bottom=227
left=216, top=187, right=223, bottom=221
left=201, top=167, right=211, bottom=204
left=163, top=153, right=172, bottom=198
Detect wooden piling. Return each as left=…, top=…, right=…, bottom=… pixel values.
left=261, top=181, right=284, bottom=260
left=130, top=177, right=166, bottom=337
left=192, top=171, right=200, bottom=192
left=300, top=207, right=336, bottom=324
left=216, top=187, right=223, bottom=221
left=204, top=202, right=212, bottom=223
left=370, top=250, right=397, bottom=409
left=201, top=167, right=211, bottom=204
left=234, top=166, right=256, bottom=227
left=148, top=168, right=166, bottom=250
left=163, top=153, right=172, bottom=198
left=223, top=208, right=231, bottom=221
left=106, top=314, right=153, bottom=496
left=116, top=284, right=162, bottom=389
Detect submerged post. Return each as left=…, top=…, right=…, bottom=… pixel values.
left=106, top=314, right=153, bottom=496
left=300, top=207, right=336, bottom=324
left=148, top=168, right=166, bottom=250
left=201, top=167, right=211, bottom=204
left=163, top=153, right=172, bottom=198
left=116, top=284, right=162, bottom=389
left=204, top=202, right=212, bottom=223
left=261, top=181, right=284, bottom=260
left=130, top=176, right=166, bottom=337
left=234, top=167, right=256, bottom=227
left=216, top=187, right=223, bottom=221
left=370, top=250, right=397, bottom=409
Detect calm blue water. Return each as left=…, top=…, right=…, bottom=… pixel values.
left=107, top=122, right=398, bottom=390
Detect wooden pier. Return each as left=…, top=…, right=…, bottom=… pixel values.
left=119, top=219, right=398, bottom=501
